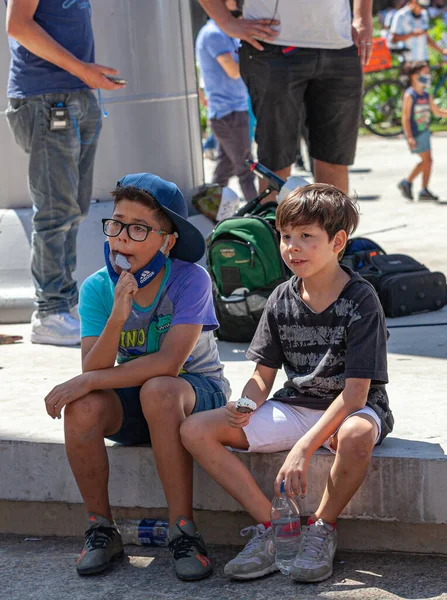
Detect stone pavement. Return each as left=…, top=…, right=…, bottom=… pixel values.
left=1, top=535, right=446, bottom=600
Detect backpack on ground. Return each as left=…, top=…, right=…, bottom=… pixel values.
left=342, top=237, right=446, bottom=317
left=207, top=209, right=288, bottom=342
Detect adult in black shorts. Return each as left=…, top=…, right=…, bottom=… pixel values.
left=198, top=0, right=373, bottom=195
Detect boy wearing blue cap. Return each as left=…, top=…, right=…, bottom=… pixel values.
left=44, top=173, right=230, bottom=581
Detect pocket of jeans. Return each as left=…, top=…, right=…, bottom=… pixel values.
left=5, top=102, right=33, bottom=154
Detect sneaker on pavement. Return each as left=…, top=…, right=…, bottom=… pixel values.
left=31, top=311, right=80, bottom=346
left=419, top=188, right=439, bottom=201
left=76, top=514, right=124, bottom=576
left=398, top=179, right=413, bottom=200
left=290, top=519, right=337, bottom=583
left=224, top=524, right=278, bottom=580
left=168, top=516, right=212, bottom=581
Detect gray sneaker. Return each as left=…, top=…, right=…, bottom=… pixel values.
left=224, top=524, right=278, bottom=580
left=290, top=519, right=337, bottom=583
left=168, top=516, right=212, bottom=581
left=76, top=514, right=124, bottom=576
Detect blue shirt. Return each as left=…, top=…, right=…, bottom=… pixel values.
left=195, top=20, right=248, bottom=120
left=6, top=0, right=94, bottom=98
left=390, top=6, right=429, bottom=62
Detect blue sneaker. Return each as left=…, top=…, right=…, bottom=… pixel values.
left=398, top=179, right=413, bottom=200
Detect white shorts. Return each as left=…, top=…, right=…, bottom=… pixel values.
left=240, top=400, right=381, bottom=455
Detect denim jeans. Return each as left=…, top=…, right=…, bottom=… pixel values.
left=6, top=90, right=101, bottom=317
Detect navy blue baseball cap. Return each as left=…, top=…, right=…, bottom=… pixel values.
left=117, top=173, right=205, bottom=263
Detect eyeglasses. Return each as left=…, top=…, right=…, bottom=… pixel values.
left=102, top=218, right=169, bottom=242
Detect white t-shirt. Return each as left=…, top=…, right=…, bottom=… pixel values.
left=390, top=6, right=429, bottom=61
left=243, top=0, right=353, bottom=49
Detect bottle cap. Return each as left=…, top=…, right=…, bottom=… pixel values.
left=280, top=480, right=285, bottom=494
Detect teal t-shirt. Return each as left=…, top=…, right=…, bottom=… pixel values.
left=79, top=258, right=230, bottom=395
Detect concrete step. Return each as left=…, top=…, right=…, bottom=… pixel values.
left=1, top=437, right=446, bottom=553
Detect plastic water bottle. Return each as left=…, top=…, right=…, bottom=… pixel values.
left=116, top=519, right=169, bottom=546
left=270, top=481, right=301, bottom=574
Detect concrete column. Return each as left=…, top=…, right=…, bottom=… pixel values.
left=0, top=0, right=203, bottom=322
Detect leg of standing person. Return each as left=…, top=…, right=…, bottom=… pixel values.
left=5, top=92, right=97, bottom=344
left=63, top=91, right=102, bottom=314
left=306, top=46, right=363, bottom=195
left=211, top=111, right=257, bottom=201
left=239, top=43, right=311, bottom=201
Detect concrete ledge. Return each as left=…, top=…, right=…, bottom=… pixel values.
left=1, top=437, right=446, bottom=553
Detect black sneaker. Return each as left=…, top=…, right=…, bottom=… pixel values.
left=398, top=179, right=413, bottom=200
left=76, top=514, right=124, bottom=576
left=419, top=188, right=439, bottom=201
left=168, top=516, right=212, bottom=581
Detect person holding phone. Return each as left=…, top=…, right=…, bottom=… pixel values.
left=4, top=0, right=126, bottom=346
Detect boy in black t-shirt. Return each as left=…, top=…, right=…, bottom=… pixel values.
left=181, top=184, right=393, bottom=583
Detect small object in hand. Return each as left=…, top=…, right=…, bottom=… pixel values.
left=104, top=74, right=128, bottom=85
left=115, top=253, right=131, bottom=270
left=235, top=396, right=257, bottom=414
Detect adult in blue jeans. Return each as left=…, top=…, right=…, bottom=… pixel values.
left=4, top=0, right=125, bottom=345
left=198, top=0, right=373, bottom=197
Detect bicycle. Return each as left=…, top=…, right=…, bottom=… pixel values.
left=361, top=49, right=447, bottom=137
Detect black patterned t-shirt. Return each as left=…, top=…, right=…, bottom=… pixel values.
left=247, top=267, right=389, bottom=412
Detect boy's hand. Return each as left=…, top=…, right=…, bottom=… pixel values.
left=275, top=443, right=311, bottom=498
left=110, top=271, right=138, bottom=324
left=225, top=399, right=252, bottom=428
left=45, top=372, right=93, bottom=419
left=408, top=137, right=416, bottom=150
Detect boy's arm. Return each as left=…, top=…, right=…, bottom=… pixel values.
left=45, top=323, right=202, bottom=419
left=402, top=92, right=416, bottom=149
left=225, top=363, right=277, bottom=429
left=216, top=53, right=240, bottom=79
left=274, top=378, right=370, bottom=497
left=6, top=0, right=123, bottom=90
left=197, top=0, right=279, bottom=51
left=430, top=94, right=447, bottom=118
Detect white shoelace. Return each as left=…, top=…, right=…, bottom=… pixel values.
left=300, top=523, right=331, bottom=559
left=238, top=525, right=267, bottom=555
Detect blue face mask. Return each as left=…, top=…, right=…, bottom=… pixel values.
left=418, top=74, right=431, bottom=87
left=104, top=240, right=169, bottom=288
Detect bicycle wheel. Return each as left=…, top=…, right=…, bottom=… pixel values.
left=362, top=78, right=406, bottom=137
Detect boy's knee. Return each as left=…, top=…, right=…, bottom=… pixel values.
left=64, top=391, right=108, bottom=432
left=337, top=418, right=376, bottom=460
left=180, top=414, right=207, bottom=449
left=140, top=376, right=181, bottom=418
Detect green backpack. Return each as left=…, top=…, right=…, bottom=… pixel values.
left=207, top=210, right=289, bottom=342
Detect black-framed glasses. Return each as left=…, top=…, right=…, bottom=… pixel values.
left=102, top=218, right=169, bottom=242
